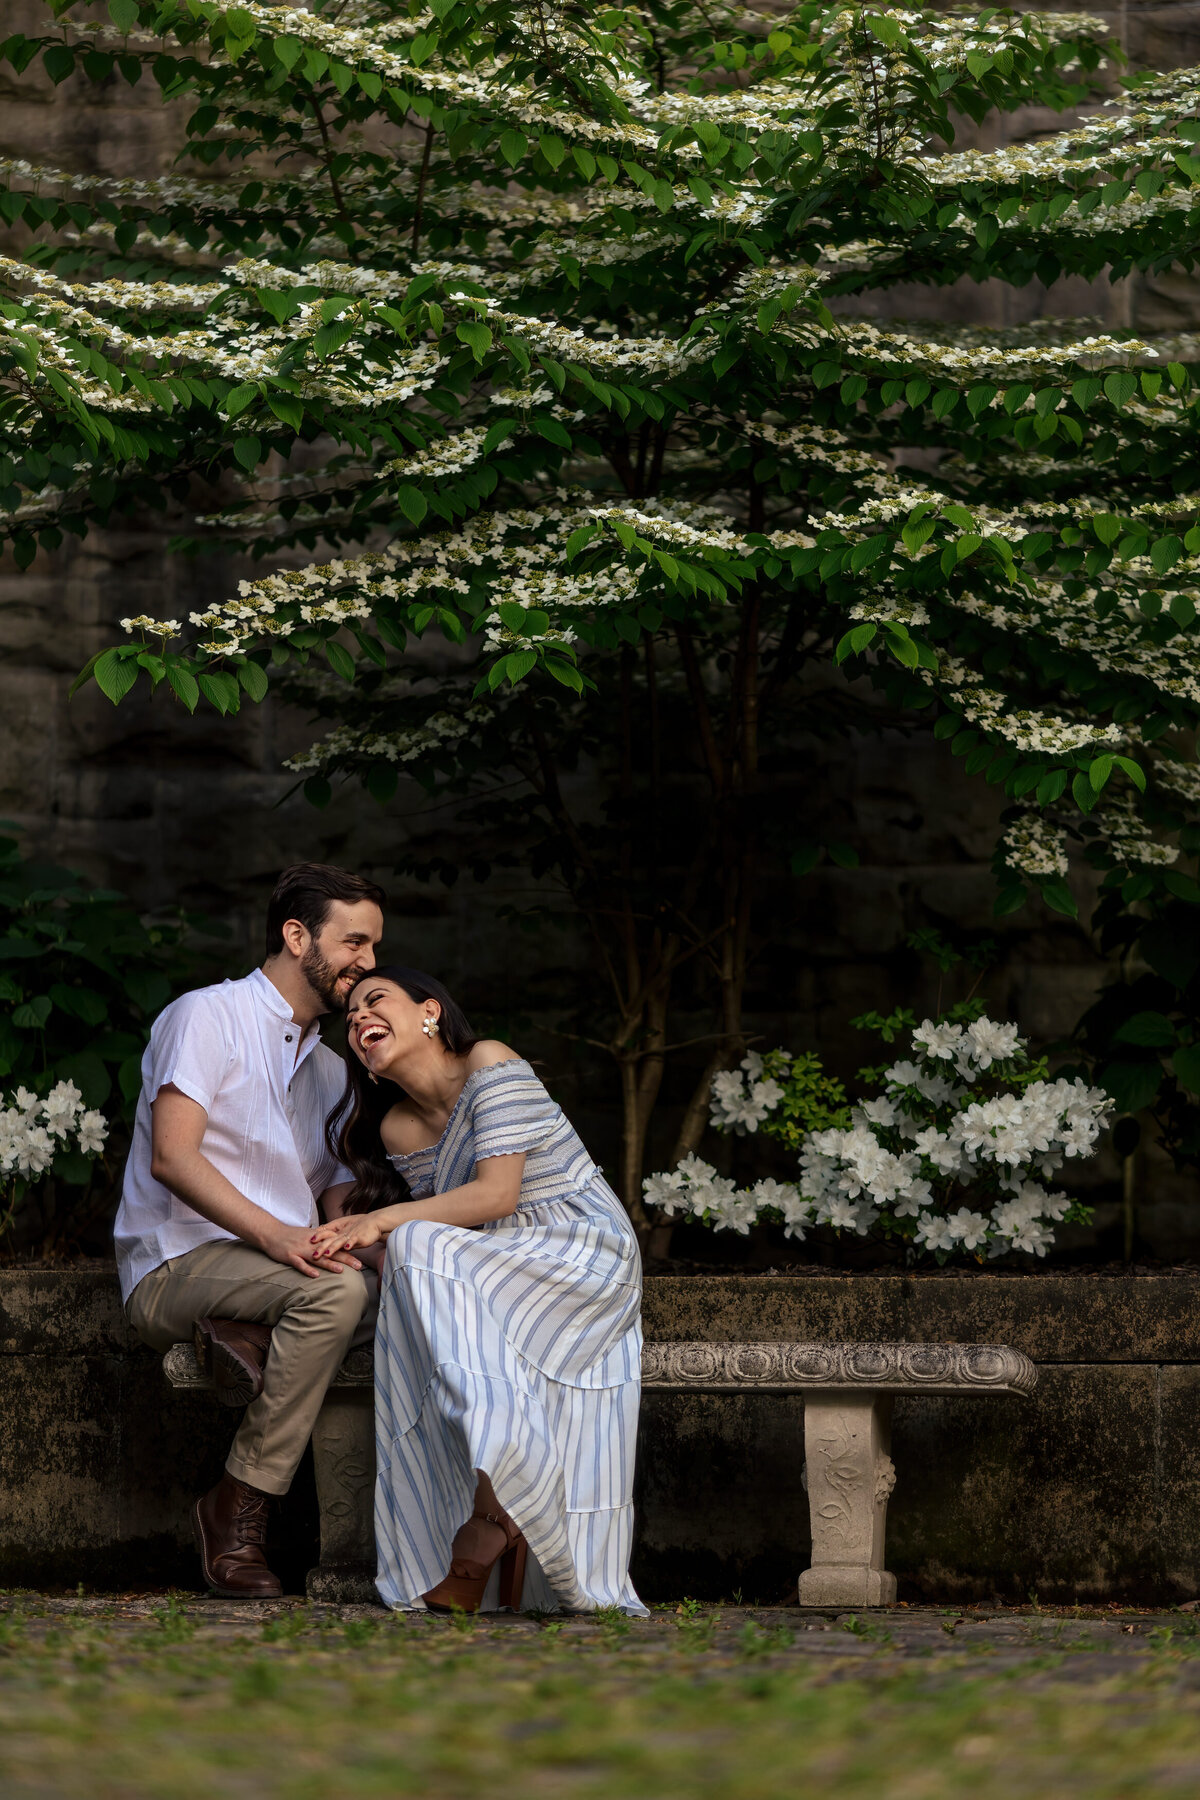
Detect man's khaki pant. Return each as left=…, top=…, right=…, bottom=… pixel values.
left=128, top=1239, right=376, bottom=1496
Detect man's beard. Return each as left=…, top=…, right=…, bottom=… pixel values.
left=300, top=942, right=362, bottom=1013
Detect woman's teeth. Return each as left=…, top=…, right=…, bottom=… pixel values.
left=359, top=1026, right=388, bottom=1048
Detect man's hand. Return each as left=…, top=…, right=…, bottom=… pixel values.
left=261, top=1220, right=363, bottom=1277
left=309, top=1213, right=386, bottom=1260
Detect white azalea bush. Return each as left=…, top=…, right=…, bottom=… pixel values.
left=0, top=1080, right=109, bottom=1233
left=645, top=1022, right=1113, bottom=1261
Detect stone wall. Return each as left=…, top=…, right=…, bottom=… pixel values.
left=2, top=6, right=1200, bottom=1245
left=6, top=1267, right=1200, bottom=1604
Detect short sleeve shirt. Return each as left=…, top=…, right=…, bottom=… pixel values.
left=113, top=968, right=353, bottom=1302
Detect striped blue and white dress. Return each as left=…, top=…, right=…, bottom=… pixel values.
left=373, top=1058, right=647, bottom=1616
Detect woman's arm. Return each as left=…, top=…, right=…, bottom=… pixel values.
left=318, top=1179, right=386, bottom=1271
left=309, top=1152, right=527, bottom=1256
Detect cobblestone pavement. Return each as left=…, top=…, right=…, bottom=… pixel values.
left=8, top=1591, right=1200, bottom=1670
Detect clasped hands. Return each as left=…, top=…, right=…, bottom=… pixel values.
left=309, top=1212, right=387, bottom=1263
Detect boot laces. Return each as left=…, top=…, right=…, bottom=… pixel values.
left=235, top=1489, right=270, bottom=1548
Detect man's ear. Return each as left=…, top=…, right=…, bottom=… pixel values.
left=280, top=918, right=311, bottom=959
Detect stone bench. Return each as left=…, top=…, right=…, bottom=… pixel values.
left=163, top=1338, right=1035, bottom=1606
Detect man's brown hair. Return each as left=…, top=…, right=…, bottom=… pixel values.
left=265, top=863, right=387, bottom=957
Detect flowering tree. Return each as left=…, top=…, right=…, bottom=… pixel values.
left=6, top=1, right=1200, bottom=1219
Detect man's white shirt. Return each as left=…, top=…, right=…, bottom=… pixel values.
left=114, top=967, right=354, bottom=1303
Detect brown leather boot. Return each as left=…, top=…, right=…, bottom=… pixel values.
left=193, top=1472, right=282, bottom=1598
left=194, top=1317, right=273, bottom=1408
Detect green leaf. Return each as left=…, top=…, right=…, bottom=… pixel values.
left=43, top=44, right=75, bottom=84
left=544, top=657, right=583, bottom=692
left=225, top=382, right=258, bottom=418
left=1172, top=1044, right=1200, bottom=1096
left=55, top=1050, right=111, bottom=1108
left=1114, top=1011, right=1177, bottom=1048
left=1100, top=1059, right=1163, bottom=1114
left=850, top=535, right=889, bottom=573
left=324, top=641, right=356, bottom=682
left=1103, top=371, right=1137, bottom=408
left=49, top=983, right=107, bottom=1026
left=166, top=664, right=199, bottom=711
left=274, top=34, right=303, bottom=70
left=195, top=671, right=240, bottom=715
left=13, top=994, right=52, bottom=1029
left=109, top=0, right=140, bottom=28
left=0, top=938, right=42, bottom=963
left=1151, top=534, right=1183, bottom=575
left=232, top=436, right=262, bottom=472
left=236, top=659, right=269, bottom=703
left=93, top=648, right=139, bottom=706
left=456, top=322, right=493, bottom=362
left=397, top=484, right=428, bottom=524
left=69, top=652, right=103, bottom=699
left=835, top=623, right=875, bottom=662
left=902, top=518, right=935, bottom=555
left=1165, top=870, right=1200, bottom=904
left=1038, top=878, right=1077, bottom=917
left=499, top=129, right=528, bottom=167
left=993, top=885, right=1027, bottom=917
left=1072, top=771, right=1101, bottom=813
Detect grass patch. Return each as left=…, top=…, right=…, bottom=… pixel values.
left=0, top=1599, right=1198, bottom=1797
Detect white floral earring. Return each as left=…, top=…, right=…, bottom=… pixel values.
left=422, top=1014, right=440, bottom=1037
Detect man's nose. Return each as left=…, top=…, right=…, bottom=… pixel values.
left=361, top=945, right=377, bottom=969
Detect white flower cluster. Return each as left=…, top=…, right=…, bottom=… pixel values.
left=383, top=427, right=490, bottom=483
left=645, top=1155, right=814, bottom=1239
left=922, top=653, right=1124, bottom=757
left=644, top=1019, right=1112, bottom=1260
left=1002, top=814, right=1070, bottom=881
left=710, top=1049, right=790, bottom=1133
left=284, top=706, right=491, bottom=774
left=0, top=1081, right=108, bottom=1183
left=1094, top=793, right=1180, bottom=868
left=1154, top=761, right=1200, bottom=806
left=121, top=615, right=182, bottom=636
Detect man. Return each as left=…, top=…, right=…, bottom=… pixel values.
left=115, top=862, right=385, bottom=1598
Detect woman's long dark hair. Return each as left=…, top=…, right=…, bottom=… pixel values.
left=325, top=965, right=479, bottom=1212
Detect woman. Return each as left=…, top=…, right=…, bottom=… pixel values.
left=311, top=965, right=646, bottom=1617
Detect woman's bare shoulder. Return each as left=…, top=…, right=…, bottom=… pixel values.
left=378, top=1102, right=428, bottom=1155
left=465, top=1039, right=524, bottom=1073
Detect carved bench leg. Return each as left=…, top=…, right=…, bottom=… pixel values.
left=798, top=1389, right=897, bottom=1607
left=306, top=1387, right=378, bottom=1604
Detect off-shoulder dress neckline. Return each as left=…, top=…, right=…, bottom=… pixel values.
left=385, top=1056, right=531, bottom=1168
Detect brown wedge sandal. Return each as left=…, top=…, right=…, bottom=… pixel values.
left=423, top=1511, right=528, bottom=1614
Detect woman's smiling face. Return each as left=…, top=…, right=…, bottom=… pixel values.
left=346, top=977, right=440, bottom=1071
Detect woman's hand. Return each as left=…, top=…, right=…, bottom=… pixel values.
left=309, top=1212, right=386, bottom=1259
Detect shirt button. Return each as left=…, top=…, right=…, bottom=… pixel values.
left=285, top=1034, right=293, bottom=1043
